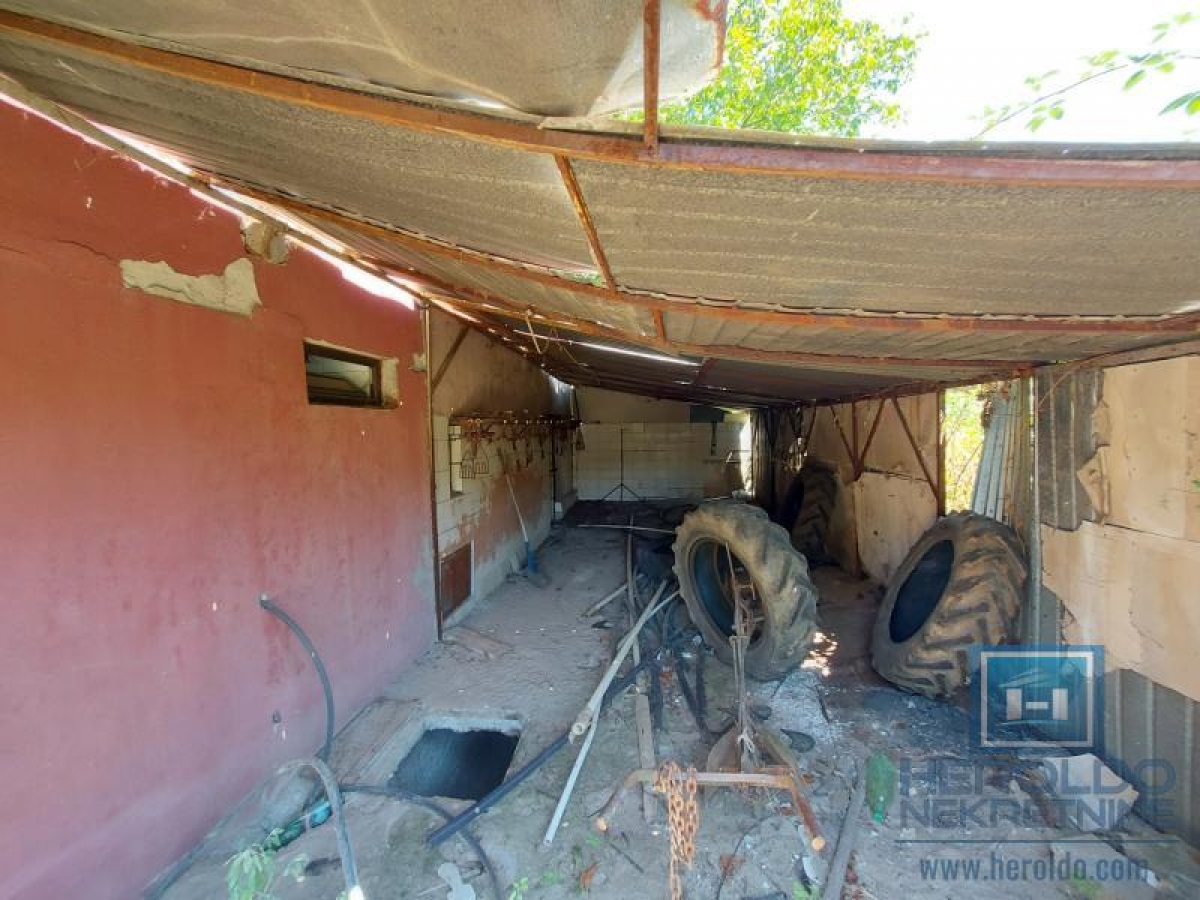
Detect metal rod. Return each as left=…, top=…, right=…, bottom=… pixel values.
left=571, top=584, right=673, bottom=739
left=554, top=154, right=618, bottom=290
left=575, top=524, right=675, bottom=534
left=422, top=304, right=444, bottom=636
left=542, top=708, right=600, bottom=846
left=642, top=0, right=661, bottom=152
left=582, top=581, right=629, bottom=617
left=890, top=397, right=939, bottom=501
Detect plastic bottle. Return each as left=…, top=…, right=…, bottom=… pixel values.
left=865, top=752, right=897, bottom=823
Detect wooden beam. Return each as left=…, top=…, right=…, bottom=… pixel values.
left=211, top=176, right=1200, bottom=339
left=554, top=154, right=618, bottom=291
left=430, top=324, right=470, bottom=393
left=642, top=0, right=661, bottom=153
left=5, top=11, right=1200, bottom=188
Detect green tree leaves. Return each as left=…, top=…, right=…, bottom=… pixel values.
left=977, top=11, right=1199, bottom=137
left=655, top=0, right=919, bottom=137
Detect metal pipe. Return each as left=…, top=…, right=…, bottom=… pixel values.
left=421, top=303, right=444, bottom=637
left=575, top=524, right=675, bottom=534
left=259, top=595, right=335, bottom=762
left=571, top=585, right=673, bottom=739
left=1027, top=376, right=1043, bottom=636
left=542, top=707, right=599, bottom=846
left=275, top=758, right=362, bottom=899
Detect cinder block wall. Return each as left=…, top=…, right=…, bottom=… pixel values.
left=575, top=421, right=749, bottom=500
left=428, top=313, right=573, bottom=611
left=432, top=414, right=562, bottom=606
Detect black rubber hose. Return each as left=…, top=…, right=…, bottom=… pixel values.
left=275, top=759, right=360, bottom=896
left=260, top=594, right=335, bottom=762
left=341, top=784, right=503, bottom=900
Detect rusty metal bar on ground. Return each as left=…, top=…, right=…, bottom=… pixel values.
left=642, top=0, right=661, bottom=152
left=594, top=766, right=826, bottom=852
left=890, top=397, right=939, bottom=501
left=820, top=764, right=867, bottom=900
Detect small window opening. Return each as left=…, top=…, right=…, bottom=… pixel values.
left=448, top=425, right=465, bottom=496
left=305, top=342, right=382, bottom=407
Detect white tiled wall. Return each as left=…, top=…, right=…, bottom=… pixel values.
left=574, top=421, right=751, bottom=500
left=432, top=415, right=560, bottom=606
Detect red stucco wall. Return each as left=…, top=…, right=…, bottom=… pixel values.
left=0, top=100, right=437, bottom=898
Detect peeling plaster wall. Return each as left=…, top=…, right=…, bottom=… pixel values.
left=0, top=102, right=435, bottom=899
left=574, top=387, right=751, bottom=501
left=429, top=313, right=573, bottom=609
left=802, top=394, right=940, bottom=582
left=1041, top=355, right=1200, bottom=701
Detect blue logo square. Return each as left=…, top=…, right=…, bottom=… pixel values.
left=972, top=645, right=1103, bottom=749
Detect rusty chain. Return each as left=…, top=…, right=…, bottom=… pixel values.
left=653, top=760, right=700, bottom=900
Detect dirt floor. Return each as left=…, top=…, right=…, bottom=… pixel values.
left=163, top=516, right=1196, bottom=900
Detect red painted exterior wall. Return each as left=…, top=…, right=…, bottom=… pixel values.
left=0, top=100, right=437, bottom=898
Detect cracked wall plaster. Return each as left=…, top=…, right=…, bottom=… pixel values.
left=120, top=257, right=261, bottom=316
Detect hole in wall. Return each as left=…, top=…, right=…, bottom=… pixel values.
left=388, top=723, right=520, bottom=800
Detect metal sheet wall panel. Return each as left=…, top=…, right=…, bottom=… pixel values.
left=1036, top=369, right=1102, bottom=530
left=1106, top=668, right=1200, bottom=848
left=0, top=33, right=593, bottom=267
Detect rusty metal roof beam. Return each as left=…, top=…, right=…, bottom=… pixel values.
left=643, top=0, right=660, bottom=153
left=553, top=154, right=619, bottom=291
left=420, top=287, right=1020, bottom=371
left=211, top=176, right=1200, bottom=338
left=4, top=11, right=1200, bottom=188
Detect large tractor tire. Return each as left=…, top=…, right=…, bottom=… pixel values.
left=871, top=513, right=1026, bottom=698
left=779, top=465, right=837, bottom=562
left=674, top=501, right=818, bottom=681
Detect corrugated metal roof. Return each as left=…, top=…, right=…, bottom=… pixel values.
left=0, top=0, right=725, bottom=117
left=574, top=161, right=1200, bottom=315
left=1, top=7, right=1197, bottom=405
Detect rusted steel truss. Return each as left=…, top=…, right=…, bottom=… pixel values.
left=890, top=397, right=942, bottom=503
left=5, top=10, right=1199, bottom=188
left=643, top=0, right=661, bottom=152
